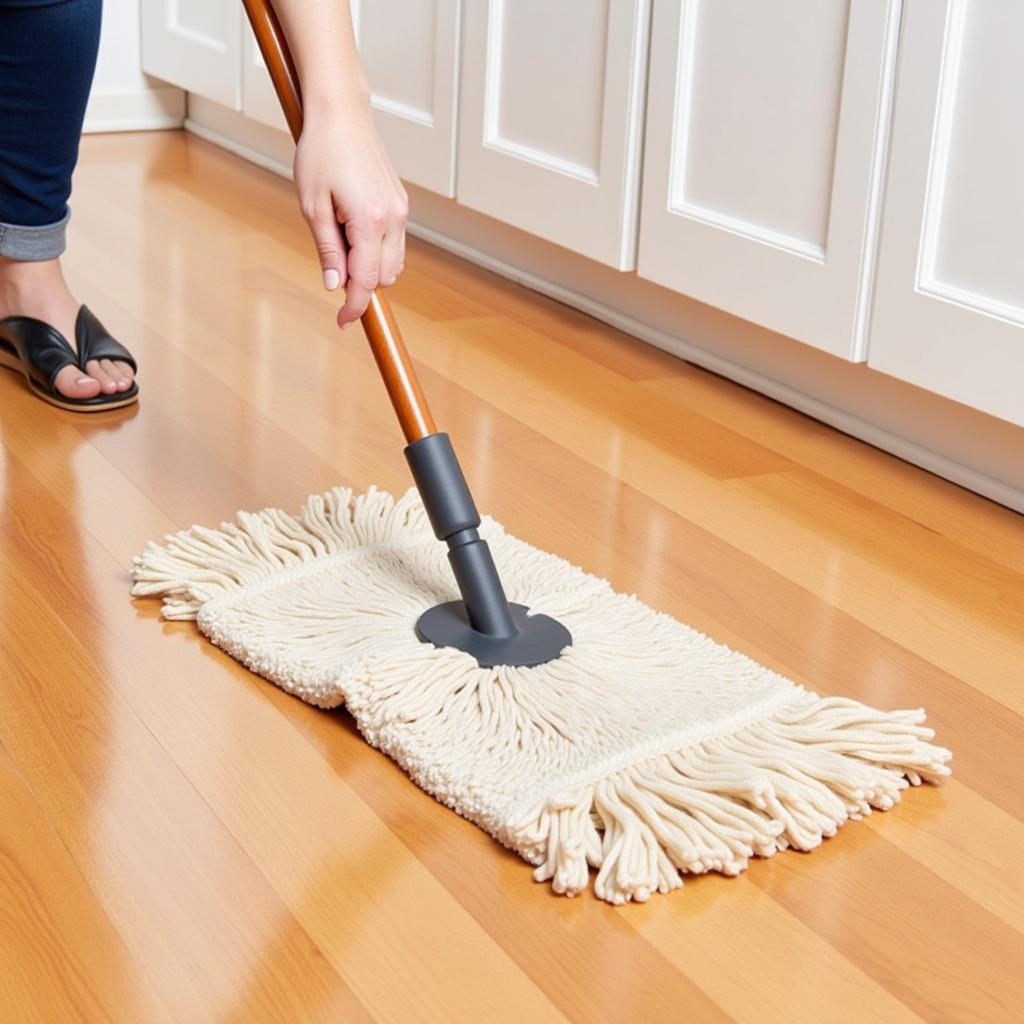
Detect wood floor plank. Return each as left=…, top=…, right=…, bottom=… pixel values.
left=752, top=824, right=1024, bottom=1022
left=0, top=492, right=370, bottom=1023
left=0, top=746, right=172, bottom=1024
left=642, top=370, right=1024, bottom=572
left=631, top=875, right=922, bottom=1024
left=862, top=778, right=1024, bottom=935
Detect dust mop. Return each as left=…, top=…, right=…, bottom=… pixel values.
left=131, top=0, right=951, bottom=904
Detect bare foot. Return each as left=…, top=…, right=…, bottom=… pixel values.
left=0, top=256, right=135, bottom=399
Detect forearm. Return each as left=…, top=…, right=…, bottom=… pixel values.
left=270, top=0, right=369, bottom=120
left=264, top=0, right=408, bottom=323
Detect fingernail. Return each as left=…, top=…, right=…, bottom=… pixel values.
left=323, top=268, right=340, bottom=291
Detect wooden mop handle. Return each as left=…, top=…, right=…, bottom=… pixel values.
left=241, top=0, right=437, bottom=443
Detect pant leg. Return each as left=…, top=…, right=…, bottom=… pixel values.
left=0, top=0, right=103, bottom=260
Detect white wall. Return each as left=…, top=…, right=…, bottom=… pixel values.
left=84, top=0, right=184, bottom=133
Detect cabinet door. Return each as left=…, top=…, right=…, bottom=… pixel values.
left=456, top=0, right=651, bottom=269
left=868, top=0, right=1024, bottom=427
left=639, top=0, right=900, bottom=360
left=141, top=0, right=241, bottom=109
left=353, top=0, right=461, bottom=197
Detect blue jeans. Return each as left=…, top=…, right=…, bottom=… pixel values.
left=0, top=0, right=102, bottom=260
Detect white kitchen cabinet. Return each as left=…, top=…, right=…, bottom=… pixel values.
left=351, top=0, right=461, bottom=197
left=141, top=0, right=241, bottom=110
left=638, top=0, right=901, bottom=360
left=456, top=0, right=651, bottom=269
left=868, top=0, right=1024, bottom=428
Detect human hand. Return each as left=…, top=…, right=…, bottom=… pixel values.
left=294, top=104, right=408, bottom=329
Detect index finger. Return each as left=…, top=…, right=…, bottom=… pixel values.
left=336, top=221, right=382, bottom=328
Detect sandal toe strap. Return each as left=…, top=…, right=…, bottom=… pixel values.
left=76, top=306, right=137, bottom=374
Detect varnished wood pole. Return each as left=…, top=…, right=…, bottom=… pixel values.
left=360, top=292, right=437, bottom=441
left=241, top=0, right=437, bottom=443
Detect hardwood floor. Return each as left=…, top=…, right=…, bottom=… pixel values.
left=1, top=131, right=1021, bottom=1023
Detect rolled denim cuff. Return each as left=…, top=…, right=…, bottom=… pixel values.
left=0, top=208, right=70, bottom=261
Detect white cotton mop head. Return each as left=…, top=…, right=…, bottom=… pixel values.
left=131, top=486, right=951, bottom=904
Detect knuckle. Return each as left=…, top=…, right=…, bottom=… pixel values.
left=299, top=199, right=321, bottom=222
left=364, top=203, right=388, bottom=228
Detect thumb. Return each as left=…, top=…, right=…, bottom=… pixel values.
left=306, top=208, right=347, bottom=292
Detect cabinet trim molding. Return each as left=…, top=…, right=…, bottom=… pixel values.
left=850, top=0, right=903, bottom=360
left=915, top=0, right=1024, bottom=330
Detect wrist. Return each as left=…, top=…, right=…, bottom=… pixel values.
left=301, top=78, right=372, bottom=122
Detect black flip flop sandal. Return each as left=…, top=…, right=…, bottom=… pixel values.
left=0, top=305, right=138, bottom=412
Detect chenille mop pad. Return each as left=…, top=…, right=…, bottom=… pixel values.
left=131, top=485, right=952, bottom=904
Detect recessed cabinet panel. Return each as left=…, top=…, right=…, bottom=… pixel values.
left=352, top=0, right=461, bottom=197
left=869, top=0, right=1024, bottom=426
left=679, top=2, right=848, bottom=256
left=141, top=0, right=241, bottom=109
left=639, top=0, right=900, bottom=359
left=457, top=0, right=651, bottom=269
left=356, top=1, right=437, bottom=123
left=926, top=4, right=1024, bottom=316
left=492, top=1, right=609, bottom=180
left=174, top=0, right=224, bottom=44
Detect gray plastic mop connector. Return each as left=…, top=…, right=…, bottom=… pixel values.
left=404, top=433, right=571, bottom=667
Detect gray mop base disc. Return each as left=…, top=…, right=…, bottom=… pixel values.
left=132, top=486, right=951, bottom=904
left=416, top=600, right=572, bottom=668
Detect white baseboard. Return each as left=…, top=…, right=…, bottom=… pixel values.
left=184, top=115, right=293, bottom=179
left=84, top=86, right=185, bottom=133
left=182, top=100, right=1024, bottom=515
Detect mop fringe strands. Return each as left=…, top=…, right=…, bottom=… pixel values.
left=132, top=486, right=952, bottom=905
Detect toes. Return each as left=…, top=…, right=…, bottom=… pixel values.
left=54, top=365, right=102, bottom=400
left=86, top=359, right=119, bottom=395
left=108, top=359, right=135, bottom=391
